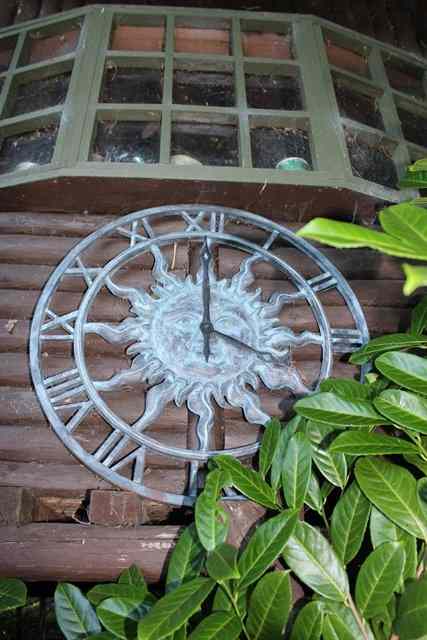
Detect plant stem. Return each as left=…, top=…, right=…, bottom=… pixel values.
left=321, top=506, right=330, bottom=535
left=346, top=594, right=371, bottom=640
left=221, top=582, right=250, bottom=640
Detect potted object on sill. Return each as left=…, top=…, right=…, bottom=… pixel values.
left=276, top=156, right=311, bottom=171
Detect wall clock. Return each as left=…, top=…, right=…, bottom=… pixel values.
left=30, top=205, right=368, bottom=506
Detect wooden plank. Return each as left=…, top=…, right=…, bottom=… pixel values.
left=0, top=488, right=33, bottom=527
left=0, top=523, right=180, bottom=582
left=88, top=490, right=144, bottom=527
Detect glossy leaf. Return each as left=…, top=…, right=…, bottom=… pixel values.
left=394, top=575, right=427, bottom=639
left=206, top=543, right=239, bottom=582
left=282, top=521, right=349, bottom=601
left=214, top=455, right=278, bottom=509
left=369, top=507, right=417, bottom=581
left=246, top=571, right=291, bottom=640
left=166, top=524, right=205, bottom=592
left=290, top=600, right=324, bottom=640
left=97, top=597, right=150, bottom=640
left=295, top=392, right=384, bottom=427
left=188, top=611, right=241, bottom=639
left=403, top=264, right=427, bottom=295
left=355, top=542, right=405, bottom=619
left=329, top=431, right=418, bottom=456
left=88, top=584, right=148, bottom=606
left=331, top=481, right=371, bottom=565
left=55, top=583, right=101, bottom=640
left=0, top=578, right=26, bottom=612
left=417, top=477, right=427, bottom=521
left=304, top=471, right=324, bottom=514
left=211, top=585, right=246, bottom=617
left=321, top=601, right=375, bottom=640
left=259, top=418, right=282, bottom=478
left=237, top=509, right=298, bottom=592
left=86, top=634, right=116, bottom=640
left=376, top=351, right=427, bottom=395
left=355, top=457, right=427, bottom=540
left=119, top=565, right=146, bottom=587
left=297, top=217, right=423, bottom=258
left=375, top=389, right=427, bottom=433
left=305, top=422, right=348, bottom=488
left=195, top=469, right=230, bottom=552
left=320, top=378, right=371, bottom=400
left=410, top=296, right=427, bottom=334
left=138, top=578, right=215, bottom=640
left=380, top=203, right=427, bottom=252
left=282, top=432, right=312, bottom=508
left=350, top=333, right=427, bottom=365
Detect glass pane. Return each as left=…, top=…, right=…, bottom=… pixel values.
left=173, top=69, right=234, bottom=107
left=20, top=26, right=80, bottom=67
left=246, top=72, right=302, bottom=110
left=323, top=29, right=370, bottom=78
left=91, top=120, right=161, bottom=163
left=242, top=21, right=294, bottom=60
left=100, top=66, right=163, bottom=104
left=0, top=36, right=17, bottom=73
left=0, top=124, right=58, bottom=174
left=384, top=55, right=426, bottom=101
left=7, top=72, right=71, bottom=118
left=171, top=120, right=238, bottom=166
left=345, top=127, right=398, bottom=189
left=251, top=124, right=312, bottom=169
left=174, top=19, right=231, bottom=55
left=333, top=77, right=383, bottom=130
left=397, top=107, right=427, bottom=148
left=111, top=20, right=165, bottom=53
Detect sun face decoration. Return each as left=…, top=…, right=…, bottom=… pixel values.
left=31, top=206, right=368, bottom=506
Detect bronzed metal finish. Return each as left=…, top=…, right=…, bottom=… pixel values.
left=30, top=205, right=368, bottom=506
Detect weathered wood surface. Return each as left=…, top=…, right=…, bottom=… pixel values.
left=0, top=523, right=181, bottom=582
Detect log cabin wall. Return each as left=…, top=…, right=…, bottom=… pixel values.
left=0, top=205, right=414, bottom=582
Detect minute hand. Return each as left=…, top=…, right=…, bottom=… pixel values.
left=212, top=329, right=286, bottom=360
left=200, top=239, right=214, bottom=362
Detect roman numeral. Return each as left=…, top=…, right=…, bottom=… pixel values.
left=182, top=210, right=207, bottom=233
left=117, top=222, right=148, bottom=246
left=44, top=368, right=93, bottom=432
left=331, top=328, right=365, bottom=353
left=210, top=211, right=225, bottom=233
left=263, top=230, right=280, bottom=250
left=40, top=309, right=78, bottom=342
left=94, top=430, right=146, bottom=482
left=307, top=272, right=338, bottom=293
left=65, top=257, right=102, bottom=287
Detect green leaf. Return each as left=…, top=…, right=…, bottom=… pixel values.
left=370, top=507, right=417, bottom=581
left=417, top=477, right=427, bottom=521
left=86, top=634, right=116, bottom=640
left=355, top=542, right=405, bottom=619
left=375, top=389, right=427, bottom=433
left=195, top=469, right=230, bottom=552
left=206, top=543, right=239, bottom=582
left=237, top=509, right=298, bottom=592
left=404, top=264, right=427, bottom=295
left=394, top=575, right=427, bottom=639
left=0, top=578, right=26, bottom=612
left=97, top=598, right=151, bottom=639
left=355, top=457, right=427, bottom=540
left=166, top=524, right=205, bottom=592
left=246, top=571, right=291, bottom=640
left=296, top=217, right=424, bottom=258
left=282, top=521, right=349, bottom=601
left=380, top=203, right=427, bottom=253
left=331, top=481, right=371, bottom=565
left=282, top=432, right=312, bottom=508
left=295, top=393, right=384, bottom=427
left=321, top=602, right=375, bottom=640
left=290, top=600, right=324, bottom=640
left=259, top=418, right=282, bottom=478
left=304, top=472, right=324, bottom=513
left=350, top=333, right=427, bottom=365
left=213, top=455, right=278, bottom=509
left=320, top=378, right=371, bottom=400
left=329, top=431, right=418, bottom=455
left=55, top=583, right=101, bottom=640
left=87, top=584, right=148, bottom=606
left=138, top=578, right=215, bottom=640
left=270, top=416, right=302, bottom=490
left=211, top=586, right=246, bottom=617
left=410, top=296, right=427, bottom=334
left=187, top=611, right=241, bottom=639
left=119, top=565, right=146, bottom=587
left=305, top=421, right=348, bottom=488
left=376, top=351, right=427, bottom=395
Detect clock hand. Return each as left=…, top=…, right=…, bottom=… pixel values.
left=212, top=328, right=289, bottom=362
left=199, top=238, right=214, bottom=362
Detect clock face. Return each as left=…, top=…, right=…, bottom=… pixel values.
left=30, top=205, right=368, bottom=506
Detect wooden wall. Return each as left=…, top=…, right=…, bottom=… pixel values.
left=0, top=205, right=414, bottom=582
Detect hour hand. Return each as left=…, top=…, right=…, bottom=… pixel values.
left=200, top=239, right=213, bottom=362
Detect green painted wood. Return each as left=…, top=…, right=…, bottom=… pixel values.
left=232, top=16, right=252, bottom=168
left=160, top=14, right=173, bottom=164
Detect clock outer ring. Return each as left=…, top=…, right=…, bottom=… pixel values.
left=30, top=205, right=369, bottom=506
